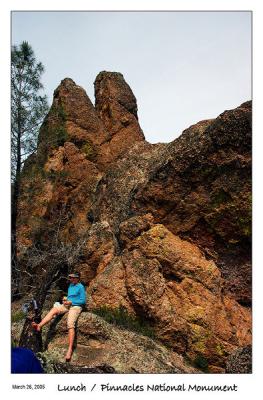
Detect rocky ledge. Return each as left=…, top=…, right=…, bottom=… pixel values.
left=41, top=312, right=198, bottom=373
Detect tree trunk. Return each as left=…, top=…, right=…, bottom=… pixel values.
left=18, top=310, right=43, bottom=354
left=11, top=110, right=21, bottom=299
left=19, top=263, right=62, bottom=352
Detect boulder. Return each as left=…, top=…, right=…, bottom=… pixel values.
left=44, top=312, right=198, bottom=374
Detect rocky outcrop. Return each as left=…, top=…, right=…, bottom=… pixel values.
left=44, top=312, right=198, bottom=373
left=37, top=78, right=106, bottom=166
left=132, top=101, right=252, bottom=306
left=15, top=72, right=252, bottom=373
left=225, top=345, right=252, bottom=373
left=88, top=223, right=251, bottom=368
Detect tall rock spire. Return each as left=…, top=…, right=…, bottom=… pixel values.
left=94, top=71, right=145, bottom=168
left=37, top=78, right=107, bottom=166
left=37, top=74, right=145, bottom=170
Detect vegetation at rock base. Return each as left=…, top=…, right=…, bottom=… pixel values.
left=92, top=305, right=156, bottom=339
left=193, top=354, right=209, bottom=372
left=11, top=310, right=26, bottom=323
left=36, top=349, right=63, bottom=373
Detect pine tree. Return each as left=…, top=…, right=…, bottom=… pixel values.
left=11, top=41, right=49, bottom=296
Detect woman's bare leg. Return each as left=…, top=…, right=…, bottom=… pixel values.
left=32, top=307, right=59, bottom=331
left=65, top=328, right=75, bottom=361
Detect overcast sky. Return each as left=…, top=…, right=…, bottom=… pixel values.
left=12, top=11, right=251, bottom=143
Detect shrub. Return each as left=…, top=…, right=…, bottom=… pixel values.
left=45, top=169, right=69, bottom=183
left=11, top=311, right=26, bottom=323
left=37, top=350, right=61, bottom=373
left=92, top=305, right=156, bottom=339
left=81, top=142, right=97, bottom=161
left=193, top=354, right=209, bottom=372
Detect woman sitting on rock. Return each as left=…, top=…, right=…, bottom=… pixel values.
left=32, top=272, right=86, bottom=362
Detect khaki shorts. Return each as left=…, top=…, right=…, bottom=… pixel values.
left=54, top=304, right=82, bottom=329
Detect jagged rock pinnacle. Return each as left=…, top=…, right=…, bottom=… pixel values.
left=37, top=73, right=145, bottom=169
left=94, top=71, right=139, bottom=119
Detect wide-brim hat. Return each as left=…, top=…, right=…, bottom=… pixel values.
left=68, top=272, right=80, bottom=279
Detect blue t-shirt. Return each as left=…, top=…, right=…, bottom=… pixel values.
left=11, top=347, right=43, bottom=373
left=67, top=282, right=86, bottom=306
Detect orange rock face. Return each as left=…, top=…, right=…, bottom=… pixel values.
left=121, top=224, right=251, bottom=366
left=132, top=101, right=252, bottom=306
left=15, top=72, right=252, bottom=372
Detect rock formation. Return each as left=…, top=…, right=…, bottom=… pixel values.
left=45, top=312, right=198, bottom=373
left=225, top=344, right=252, bottom=374
left=13, top=71, right=252, bottom=373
